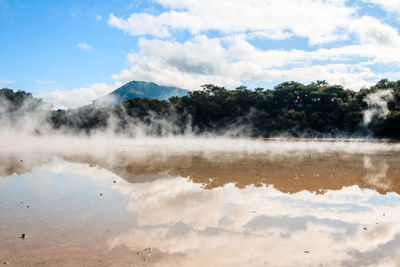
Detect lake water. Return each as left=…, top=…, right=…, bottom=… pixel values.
left=1, top=138, right=400, bottom=266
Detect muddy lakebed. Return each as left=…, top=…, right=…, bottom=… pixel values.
left=1, top=138, right=400, bottom=266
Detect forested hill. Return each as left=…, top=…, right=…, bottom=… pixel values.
left=93, top=80, right=188, bottom=106
left=2, top=79, right=400, bottom=139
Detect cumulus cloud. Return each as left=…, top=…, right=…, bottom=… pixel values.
left=110, top=35, right=382, bottom=90
left=108, top=0, right=356, bottom=45
left=105, top=0, right=400, bottom=91
left=111, top=36, right=239, bottom=89
left=349, top=16, right=400, bottom=46
left=108, top=0, right=400, bottom=47
left=38, top=82, right=114, bottom=109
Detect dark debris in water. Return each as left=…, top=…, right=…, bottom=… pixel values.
left=137, top=247, right=152, bottom=261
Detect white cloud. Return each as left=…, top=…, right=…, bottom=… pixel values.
left=108, top=12, right=187, bottom=37
left=76, top=42, right=93, bottom=51
left=108, top=0, right=356, bottom=45
left=108, top=1, right=398, bottom=48
left=360, top=0, right=400, bottom=15
left=349, top=16, right=400, bottom=45
left=110, top=35, right=387, bottom=90
left=111, top=36, right=238, bottom=89
left=104, top=0, right=400, bottom=92
left=36, top=1, right=400, bottom=107
left=38, top=82, right=114, bottom=109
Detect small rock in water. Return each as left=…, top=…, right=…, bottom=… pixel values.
left=20, top=202, right=23, bottom=204
left=383, top=213, right=386, bottom=216
left=20, top=160, right=23, bottom=162
left=304, top=251, right=310, bottom=254
left=363, top=227, right=368, bottom=231
left=100, top=193, right=103, bottom=196
left=27, top=205, right=29, bottom=208
left=113, top=180, right=116, bottom=184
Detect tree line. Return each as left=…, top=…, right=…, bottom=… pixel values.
left=2, top=79, right=400, bottom=138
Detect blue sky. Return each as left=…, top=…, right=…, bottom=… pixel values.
left=0, top=0, right=141, bottom=91
left=1, top=0, right=400, bottom=108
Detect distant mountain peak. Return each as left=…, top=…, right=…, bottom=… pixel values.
left=93, top=80, right=188, bottom=106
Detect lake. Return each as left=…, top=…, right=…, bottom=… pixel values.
left=1, top=138, right=400, bottom=266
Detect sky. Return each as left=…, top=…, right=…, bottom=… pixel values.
left=1, top=0, right=400, bottom=109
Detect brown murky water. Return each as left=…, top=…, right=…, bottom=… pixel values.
left=1, top=139, right=400, bottom=266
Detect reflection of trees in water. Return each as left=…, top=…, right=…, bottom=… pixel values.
left=2, top=149, right=400, bottom=195
left=0, top=154, right=51, bottom=177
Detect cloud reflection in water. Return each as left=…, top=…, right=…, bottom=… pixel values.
left=1, top=139, right=400, bottom=266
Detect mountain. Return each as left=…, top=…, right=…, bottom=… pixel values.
left=93, top=81, right=188, bottom=106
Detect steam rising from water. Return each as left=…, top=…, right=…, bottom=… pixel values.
left=1, top=133, right=400, bottom=156
left=0, top=93, right=49, bottom=134
left=0, top=88, right=399, bottom=157
left=1, top=85, right=398, bottom=140
left=363, top=89, right=394, bottom=126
